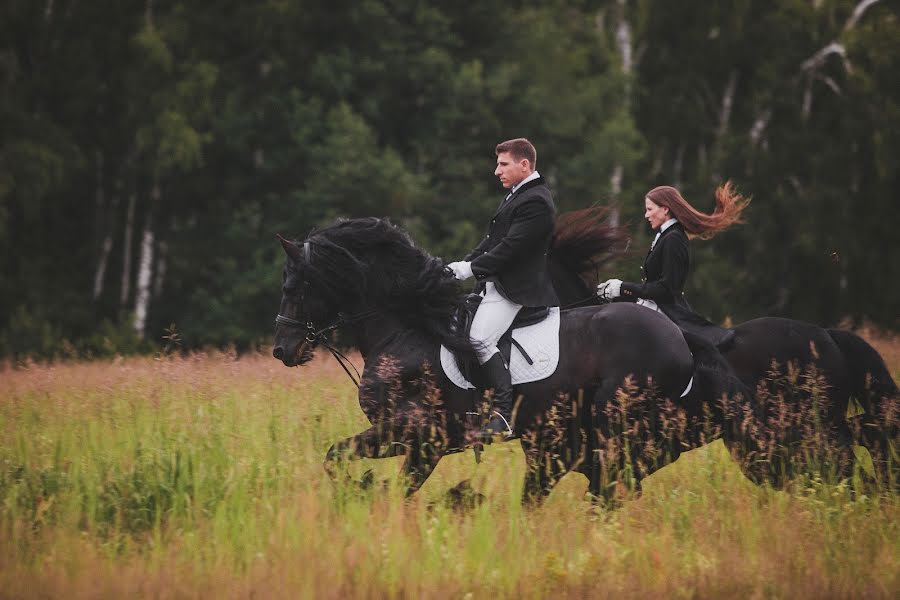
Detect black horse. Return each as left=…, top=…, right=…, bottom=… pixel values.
left=272, top=214, right=750, bottom=503
left=550, top=228, right=899, bottom=485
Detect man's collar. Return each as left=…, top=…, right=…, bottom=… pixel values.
left=510, top=170, right=541, bottom=194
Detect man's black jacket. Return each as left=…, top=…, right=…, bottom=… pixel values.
left=465, top=177, right=559, bottom=306
left=465, top=176, right=559, bottom=307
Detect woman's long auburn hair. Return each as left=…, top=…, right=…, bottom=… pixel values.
left=646, top=181, right=750, bottom=239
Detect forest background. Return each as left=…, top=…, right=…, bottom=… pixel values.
left=2, top=0, right=898, bottom=359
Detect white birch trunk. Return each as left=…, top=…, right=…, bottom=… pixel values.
left=845, top=0, right=882, bottom=30
left=119, top=192, right=136, bottom=307
left=749, top=109, right=771, bottom=147
left=609, top=164, right=623, bottom=227
left=92, top=150, right=109, bottom=300
left=153, top=239, right=167, bottom=299
left=651, top=155, right=662, bottom=179
left=609, top=0, right=631, bottom=224
left=717, top=70, right=738, bottom=140
left=673, top=141, right=685, bottom=188
left=133, top=179, right=160, bottom=338
left=133, top=221, right=155, bottom=338
left=93, top=235, right=113, bottom=300
left=798, top=1, right=881, bottom=120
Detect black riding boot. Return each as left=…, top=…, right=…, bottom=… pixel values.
left=478, top=353, right=515, bottom=439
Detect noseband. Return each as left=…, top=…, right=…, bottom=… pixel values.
left=276, top=237, right=379, bottom=386
left=274, top=309, right=377, bottom=387
left=275, top=313, right=341, bottom=344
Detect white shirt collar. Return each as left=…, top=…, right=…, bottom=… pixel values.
left=510, top=170, right=540, bottom=195
left=651, top=218, right=679, bottom=250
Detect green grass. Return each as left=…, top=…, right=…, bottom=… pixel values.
left=0, top=351, right=898, bottom=598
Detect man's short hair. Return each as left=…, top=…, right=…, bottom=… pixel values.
left=496, top=138, right=537, bottom=170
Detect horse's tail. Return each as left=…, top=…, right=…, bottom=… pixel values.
left=550, top=207, right=629, bottom=289
left=681, top=330, right=753, bottom=405
left=826, top=329, right=898, bottom=401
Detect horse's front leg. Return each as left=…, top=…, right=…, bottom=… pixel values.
left=520, top=431, right=572, bottom=506
left=324, top=425, right=407, bottom=482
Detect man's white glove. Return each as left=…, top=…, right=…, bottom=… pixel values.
left=447, top=261, right=474, bottom=281
left=596, top=278, right=622, bottom=301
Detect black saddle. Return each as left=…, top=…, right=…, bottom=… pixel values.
left=452, top=294, right=550, bottom=388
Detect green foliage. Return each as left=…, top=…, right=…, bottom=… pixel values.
left=300, top=103, right=428, bottom=219
left=0, top=0, right=897, bottom=355
left=0, top=306, right=63, bottom=360
left=133, top=26, right=173, bottom=73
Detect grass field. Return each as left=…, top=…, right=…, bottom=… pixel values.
left=1, top=335, right=899, bottom=599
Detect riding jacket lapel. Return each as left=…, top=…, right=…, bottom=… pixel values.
left=493, top=176, right=546, bottom=218
left=647, top=222, right=681, bottom=257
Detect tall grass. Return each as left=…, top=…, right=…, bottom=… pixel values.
left=1, top=348, right=898, bottom=598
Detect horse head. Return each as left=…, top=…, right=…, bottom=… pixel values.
left=272, top=218, right=475, bottom=367
left=272, top=234, right=337, bottom=366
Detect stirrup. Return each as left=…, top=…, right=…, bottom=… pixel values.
left=480, top=411, right=515, bottom=441
left=491, top=411, right=513, bottom=436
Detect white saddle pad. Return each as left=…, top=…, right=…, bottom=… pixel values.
left=440, top=307, right=561, bottom=390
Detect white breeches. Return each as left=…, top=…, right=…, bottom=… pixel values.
left=636, top=298, right=661, bottom=312
left=470, top=282, right=522, bottom=364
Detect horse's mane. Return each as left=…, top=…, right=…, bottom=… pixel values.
left=302, top=217, right=474, bottom=354
left=551, top=207, right=629, bottom=288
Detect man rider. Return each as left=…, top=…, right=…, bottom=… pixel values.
left=447, top=138, right=559, bottom=439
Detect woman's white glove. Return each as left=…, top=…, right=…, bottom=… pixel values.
left=447, top=261, right=474, bottom=281
left=596, top=278, right=622, bottom=301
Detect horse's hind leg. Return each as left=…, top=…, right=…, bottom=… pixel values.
left=583, top=379, right=646, bottom=505
left=520, top=432, right=572, bottom=505
left=519, top=399, right=590, bottom=507
left=400, top=440, right=443, bottom=496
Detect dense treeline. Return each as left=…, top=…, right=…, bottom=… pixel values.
left=1, top=0, right=898, bottom=358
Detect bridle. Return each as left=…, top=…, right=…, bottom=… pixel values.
left=275, top=237, right=376, bottom=386
left=274, top=310, right=378, bottom=387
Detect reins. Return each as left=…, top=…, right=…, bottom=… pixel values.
left=275, top=310, right=377, bottom=387
left=561, top=295, right=600, bottom=310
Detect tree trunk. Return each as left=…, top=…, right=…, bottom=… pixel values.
left=153, top=238, right=167, bottom=299
left=93, top=234, right=113, bottom=300
left=92, top=150, right=107, bottom=300
left=608, top=0, right=632, bottom=225
left=717, top=70, right=738, bottom=141
left=133, top=223, right=155, bottom=338
left=673, top=141, right=685, bottom=188
left=133, top=182, right=159, bottom=338
left=119, top=192, right=136, bottom=308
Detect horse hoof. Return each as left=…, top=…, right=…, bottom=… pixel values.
left=444, top=480, right=485, bottom=512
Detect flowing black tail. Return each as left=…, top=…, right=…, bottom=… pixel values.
left=826, top=330, right=899, bottom=491
left=826, top=329, right=898, bottom=401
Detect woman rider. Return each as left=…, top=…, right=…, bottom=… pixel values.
left=596, top=182, right=750, bottom=348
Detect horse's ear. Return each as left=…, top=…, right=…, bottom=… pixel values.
left=276, top=234, right=303, bottom=260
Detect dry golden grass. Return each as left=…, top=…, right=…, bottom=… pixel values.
left=0, top=334, right=898, bottom=599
